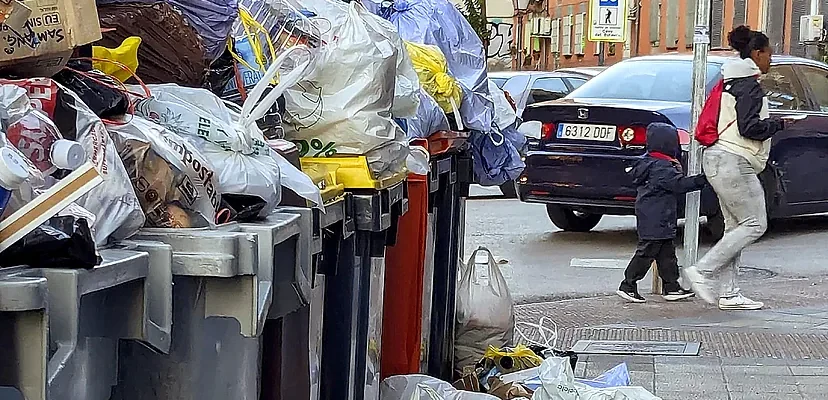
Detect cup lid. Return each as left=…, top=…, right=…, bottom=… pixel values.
left=0, top=147, right=29, bottom=188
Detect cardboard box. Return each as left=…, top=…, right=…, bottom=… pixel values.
left=0, top=0, right=101, bottom=75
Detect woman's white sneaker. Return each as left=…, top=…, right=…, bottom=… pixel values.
left=683, top=266, right=717, bottom=304
left=718, top=294, right=764, bottom=310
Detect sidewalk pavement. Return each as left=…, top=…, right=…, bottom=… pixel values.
left=516, top=276, right=828, bottom=399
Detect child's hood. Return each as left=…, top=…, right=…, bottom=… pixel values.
left=631, top=123, right=680, bottom=185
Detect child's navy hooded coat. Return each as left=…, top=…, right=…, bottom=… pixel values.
left=632, top=123, right=708, bottom=240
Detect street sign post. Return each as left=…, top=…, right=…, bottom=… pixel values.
left=588, top=0, right=628, bottom=42
left=683, top=0, right=712, bottom=270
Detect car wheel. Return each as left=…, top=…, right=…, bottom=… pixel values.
left=500, top=181, right=518, bottom=198
left=703, top=211, right=725, bottom=241
left=546, top=205, right=603, bottom=232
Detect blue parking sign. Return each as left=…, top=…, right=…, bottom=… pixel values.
left=599, top=0, right=618, bottom=6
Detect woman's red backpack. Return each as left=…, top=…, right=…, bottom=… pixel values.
left=695, top=79, right=727, bottom=146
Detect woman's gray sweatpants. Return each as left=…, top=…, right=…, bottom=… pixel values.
left=697, top=147, right=768, bottom=299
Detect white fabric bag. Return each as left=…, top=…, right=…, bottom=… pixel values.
left=455, top=247, right=515, bottom=373
left=380, top=375, right=499, bottom=400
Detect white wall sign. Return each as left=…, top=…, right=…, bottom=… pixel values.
left=588, top=0, right=628, bottom=42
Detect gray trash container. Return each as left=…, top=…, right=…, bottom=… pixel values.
left=0, top=246, right=172, bottom=400
left=114, top=212, right=308, bottom=400
left=0, top=271, right=48, bottom=400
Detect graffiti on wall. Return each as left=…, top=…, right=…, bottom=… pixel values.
left=487, top=21, right=513, bottom=59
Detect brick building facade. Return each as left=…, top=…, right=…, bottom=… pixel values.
left=512, top=0, right=821, bottom=70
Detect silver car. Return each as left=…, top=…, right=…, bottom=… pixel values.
left=489, top=68, right=605, bottom=118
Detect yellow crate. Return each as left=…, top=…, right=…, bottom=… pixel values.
left=300, top=156, right=406, bottom=190
left=299, top=161, right=346, bottom=204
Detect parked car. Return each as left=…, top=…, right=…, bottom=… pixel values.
left=517, top=53, right=828, bottom=238
left=490, top=69, right=605, bottom=118
left=489, top=69, right=604, bottom=197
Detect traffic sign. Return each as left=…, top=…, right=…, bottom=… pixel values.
left=589, top=0, right=628, bottom=42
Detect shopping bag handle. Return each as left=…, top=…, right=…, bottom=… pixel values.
left=240, top=45, right=312, bottom=128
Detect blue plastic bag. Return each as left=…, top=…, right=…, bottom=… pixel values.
left=363, top=0, right=493, bottom=132
left=575, top=363, right=631, bottom=389
left=469, top=128, right=525, bottom=186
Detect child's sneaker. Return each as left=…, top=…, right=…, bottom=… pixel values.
left=663, top=288, right=695, bottom=301
left=616, top=289, right=646, bottom=303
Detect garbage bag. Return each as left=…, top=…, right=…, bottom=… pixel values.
left=406, top=89, right=449, bottom=138
left=98, top=2, right=211, bottom=86
left=469, top=129, right=524, bottom=187
left=363, top=0, right=493, bottom=132
left=131, top=60, right=322, bottom=214
left=404, top=41, right=462, bottom=116
left=1, top=79, right=146, bottom=246
left=363, top=13, right=420, bottom=118
left=455, top=247, right=515, bottom=374
left=109, top=115, right=222, bottom=228
left=482, top=344, right=544, bottom=374
left=576, top=364, right=631, bottom=389
left=93, top=36, right=143, bottom=83
left=531, top=358, right=662, bottom=400
left=0, top=216, right=101, bottom=269
left=380, top=375, right=499, bottom=400
left=282, top=0, right=409, bottom=178
left=97, top=0, right=238, bottom=60
left=0, top=86, right=65, bottom=175
left=226, top=0, right=323, bottom=98
left=53, top=63, right=131, bottom=119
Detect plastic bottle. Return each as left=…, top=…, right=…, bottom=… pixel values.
left=0, top=147, right=31, bottom=216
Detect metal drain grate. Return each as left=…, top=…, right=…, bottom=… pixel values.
left=570, top=340, right=700, bottom=356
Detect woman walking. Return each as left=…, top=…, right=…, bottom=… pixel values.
left=686, top=26, right=786, bottom=310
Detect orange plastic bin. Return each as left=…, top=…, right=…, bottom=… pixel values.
left=380, top=171, right=430, bottom=378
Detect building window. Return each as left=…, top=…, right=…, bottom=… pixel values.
left=551, top=19, right=560, bottom=53
left=574, top=13, right=585, bottom=55
left=562, top=15, right=572, bottom=56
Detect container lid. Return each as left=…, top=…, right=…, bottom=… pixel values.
left=50, top=139, right=86, bottom=171
left=0, top=147, right=29, bottom=189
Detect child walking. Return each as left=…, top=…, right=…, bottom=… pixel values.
left=616, top=123, right=708, bottom=303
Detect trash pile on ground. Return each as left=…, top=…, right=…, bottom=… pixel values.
left=0, top=0, right=522, bottom=265
left=378, top=248, right=662, bottom=400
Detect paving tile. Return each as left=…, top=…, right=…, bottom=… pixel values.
left=656, top=373, right=727, bottom=392
left=655, top=356, right=722, bottom=366
left=790, top=366, right=828, bottom=376
left=726, top=383, right=799, bottom=394
left=729, top=393, right=804, bottom=400
left=724, top=373, right=801, bottom=385
left=722, top=365, right=793, bottom=376
left=795, top=383, right=828, bottom=395
left=574, top=361, right=587, bottom=378
left=655, top=391, right=730, bottom=400
left=655, top=363, right=723, bottom=375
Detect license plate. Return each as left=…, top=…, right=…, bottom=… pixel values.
left=557, top=123, right=616, bottom=141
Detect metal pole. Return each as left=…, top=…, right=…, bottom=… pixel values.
left=683, top=0, right=711, bottom=268
left=598, top=42, right=605, bottom=66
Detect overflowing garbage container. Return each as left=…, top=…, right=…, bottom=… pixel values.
left=0, top=0, right=530, bottom=397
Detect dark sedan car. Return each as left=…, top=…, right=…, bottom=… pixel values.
left=517, top=53, right=828, bottom=238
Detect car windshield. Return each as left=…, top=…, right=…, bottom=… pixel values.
left=490, top=77, right=509, bottom=88
left=568, top=60, right=722, bottom=102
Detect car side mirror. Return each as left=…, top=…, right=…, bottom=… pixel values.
left=518, top=121, right=542, bottom=139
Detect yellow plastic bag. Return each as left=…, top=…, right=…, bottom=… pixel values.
left=483, top=344, right=543, bottom=374
left=404, top=41, right=462, bottom=116
left=92, top=36, right=142, bottom=82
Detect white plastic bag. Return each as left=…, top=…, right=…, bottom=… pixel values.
left=108, top=116, right=223, bottom=228
left=283, top=0, right=410, bottom=177
left=532, top=357, right=579, bottom=400
left=131, top=47, right=322, bottom=215
left=380, top=375, right=499, bottom=400
left=1, top=79, right=145, bottom=246
left=455, top=247, right=515, bottom=373
left=531, top=358, right=663, bottom=400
